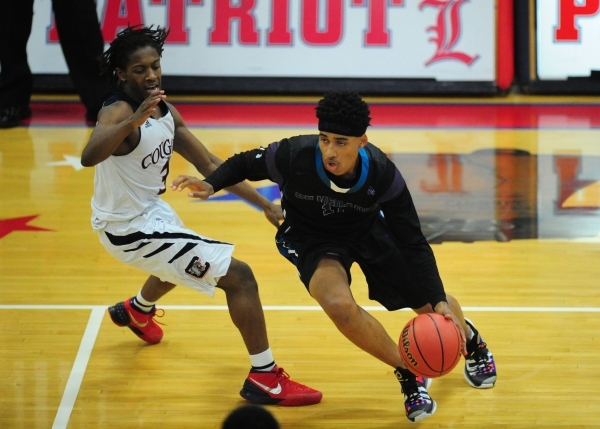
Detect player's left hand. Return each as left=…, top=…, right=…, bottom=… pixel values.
left=262, top=202, right=283, bottom=228
left=433, top=301, right=467, bottom=355
left=171, top=175, right=214, bottom=199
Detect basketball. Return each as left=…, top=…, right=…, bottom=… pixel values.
left=399, top=313, right=462, bottom=378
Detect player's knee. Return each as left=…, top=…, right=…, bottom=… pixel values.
left=318, top=294, right=357, bottom=325
left=221, top=259, right=258, bottom=292
left=232, top=259, right=254, bottom=280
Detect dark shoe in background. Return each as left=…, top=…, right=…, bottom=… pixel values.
left=0, top=106, right=32, bottom=128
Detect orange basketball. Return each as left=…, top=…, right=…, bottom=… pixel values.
left=398, top=313, right=462, bottom=378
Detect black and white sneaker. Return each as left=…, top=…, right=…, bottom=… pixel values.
left=464, top=318, right=497, bottom=388
left=395, top=368, right=436, bottom=423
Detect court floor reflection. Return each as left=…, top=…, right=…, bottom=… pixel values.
left=389, top=149, right=600, bottom=242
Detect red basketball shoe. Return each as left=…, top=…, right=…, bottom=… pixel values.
left=108, top=298, right=164, bottom=344
left=240, top=365, right=322, bottom=406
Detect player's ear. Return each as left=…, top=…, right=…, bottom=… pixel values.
left=116, top=68, right=126, bottom=83
left=359, top=134, right=368, bottom=148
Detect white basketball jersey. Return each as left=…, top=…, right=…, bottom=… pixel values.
left=91, top=104, right=175, bottom=224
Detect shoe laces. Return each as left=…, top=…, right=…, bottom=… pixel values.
left=270, top=367, right=311, bottom=391
left=146, top=307, right=166, bottom=326
left=468, top=341, right=494, bottom=372
left=274, top=367, right=290, bottom=379
left=398, top=375, right=428, bottom=404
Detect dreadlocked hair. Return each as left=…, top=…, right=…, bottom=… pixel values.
left=315, top=91, right=371, bottom=133
left=100, top=24, right=170, bottom=90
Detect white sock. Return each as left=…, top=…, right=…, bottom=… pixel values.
left=132, top=290, right=155, bottom=313
left=250, top=348, right=275, bottom=372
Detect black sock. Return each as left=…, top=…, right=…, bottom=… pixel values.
left=251, top=361, right=276, bottom=372
left=466, top=329, right=481, bottom=354
left=130, top=297, right=153, bottom=314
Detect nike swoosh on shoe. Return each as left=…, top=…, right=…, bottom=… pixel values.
left=249, top=378, right=283, bottom=395
left=128, top=310, right=149, bottom=328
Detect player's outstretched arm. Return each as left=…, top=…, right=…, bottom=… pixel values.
left=81, top=90, right=166, bottom=167
left=171, top=175, right=214, bottom=200
left=169, top=104, right=282, bottom=227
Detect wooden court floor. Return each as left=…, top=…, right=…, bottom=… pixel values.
left=1, top=95, right=600, bottom=428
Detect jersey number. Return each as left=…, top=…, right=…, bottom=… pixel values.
left=158, top=160, right=170, bottom=195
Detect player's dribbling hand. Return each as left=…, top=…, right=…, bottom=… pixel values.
left=171, top=175, right=214, bottom=199
left=434, top=301, right=467, bottom=355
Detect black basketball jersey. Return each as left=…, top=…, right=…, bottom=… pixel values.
left=205, top=134, right=427, bottom=245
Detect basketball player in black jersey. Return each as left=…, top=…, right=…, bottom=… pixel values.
left=172, top=91, right=497, bottom=423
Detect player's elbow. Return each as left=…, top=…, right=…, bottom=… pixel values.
left=80, top=149, right=106, bottom=167
left=80, top=153, right=96, bottom=167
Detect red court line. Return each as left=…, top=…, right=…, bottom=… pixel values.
left=26, top=101, right=600, bottom=128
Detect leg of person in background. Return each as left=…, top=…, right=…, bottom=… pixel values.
left=52, top=0, right=110, bottom=123
left=0, top=0, right=34, bottom=127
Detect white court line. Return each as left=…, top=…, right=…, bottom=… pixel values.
left=0, top=305, right=104, bottom=310
left=1, top=304, right=599, bottom=312
left=51, top=307, right=104, bottom=429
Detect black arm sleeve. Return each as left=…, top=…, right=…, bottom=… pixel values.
left=202, top=139, right=290, bottom=192
left=381, top=184, right=447, bottom=309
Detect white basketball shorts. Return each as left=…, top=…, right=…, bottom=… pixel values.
left=93, top=199, right=234, bottom=296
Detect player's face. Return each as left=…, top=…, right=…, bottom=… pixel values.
left=318, top=131, right=368, bottom=179
left=116, top=46, right=162, bottom=102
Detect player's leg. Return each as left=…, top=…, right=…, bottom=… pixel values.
left=353, top=223, right=439, bottom=422
left=216, top=257, right=322, bottom=406
left=214, top=258, right=268, bottom=355
left=0, top=0, right=34, bottom=127
left=443, top=296, right=497, bottom=388
left=97, top=201, right=198, bottom=344
left=138, top=275, right=177, bottom=301
left=462, top=317, right=496, bottom=388
left=309, top=255, right=435, bottom=423
left=51, top=0, right=109, bottom=121
left=310, top=255, right=402, bottom=367
left=378, top=210, right=497, bottom=390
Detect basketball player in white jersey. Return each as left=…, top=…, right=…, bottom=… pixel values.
left=80, top=25, right=321, bottom=407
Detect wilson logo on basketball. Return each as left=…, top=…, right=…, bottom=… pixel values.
left=401, top=325, right=419, bottom=368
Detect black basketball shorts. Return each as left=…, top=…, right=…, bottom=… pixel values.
left=275, top=219, right=432, bottom=311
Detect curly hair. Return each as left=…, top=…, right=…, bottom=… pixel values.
left=100, top=25, right=170, bottom=90
left=315, top=91, right=371, bottom=137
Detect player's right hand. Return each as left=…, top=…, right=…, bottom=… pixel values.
left=433, top=301, right=467, bottom=355
left=171, top=175, right=214, bottom=200
left=133, top=89, right=166, bottom=127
